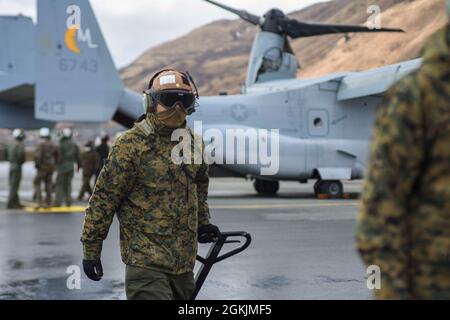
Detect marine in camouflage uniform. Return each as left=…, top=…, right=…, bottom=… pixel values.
left=78, top=141, right=101, bottom=201
left=357, top=25, right=450, bottom=299
left=55, top=130, right=80, bottom=207
left=81, top=69, right=220, bottom=300
left=7, top=130, right=26, bottom=209
left=34, top=129, right=60, bottom=208
left=94, top=135, right=110, bottom=182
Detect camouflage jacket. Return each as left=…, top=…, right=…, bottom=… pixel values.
left=357, top=27, right=450, bottom=299
left=81, top=116, right=211, bottom=275
left=81, top=149, right=101, bottom=176
left=57, top=138, right=80, bottom=173
left=34, top=139, right=60, bottom=173
left=7, top=140, right=25, bottom=170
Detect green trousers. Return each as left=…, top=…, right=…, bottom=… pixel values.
left=125, top=265, right=195, bottom=300
left=7, top=167, right=22, bottom=208
left=54, top=170, right=74, bottom=206
left=34, top=169, right=54, bottom=207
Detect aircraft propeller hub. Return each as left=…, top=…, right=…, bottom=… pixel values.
left=263, top=8, right=285, bottom=21
left=261, top=8, right=285, bottom=34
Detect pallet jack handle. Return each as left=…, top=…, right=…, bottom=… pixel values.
left=191, top=231, right=252, bottom=300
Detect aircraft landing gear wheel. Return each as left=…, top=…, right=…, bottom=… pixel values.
left=314, top=180, right=343, bottom=198
left=254, top=179, right=279, bottom=196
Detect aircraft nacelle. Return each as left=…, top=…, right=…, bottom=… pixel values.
left=245, top=32, right=298, bottom=89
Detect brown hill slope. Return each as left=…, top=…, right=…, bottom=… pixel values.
left=120, top=0, right=448, bottom=96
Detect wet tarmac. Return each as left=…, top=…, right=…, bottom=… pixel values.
left=0, top=163, right=372, bottom=300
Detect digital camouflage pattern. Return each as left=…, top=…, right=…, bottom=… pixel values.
left=81, top=115, right=211, bottom=275
left=34, top=139, right=60, bottom=207
left=80, top=148, right=101, bottom=176
left=7, top=140, right=25, bottom=208
left=34, top=139, right=59, bottom=173
left=357, top=27, right=450, bottom=299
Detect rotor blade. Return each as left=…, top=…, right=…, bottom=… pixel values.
left=280, top=19, right=404, bottom=38
left=203, top=0, right=261, bottom=25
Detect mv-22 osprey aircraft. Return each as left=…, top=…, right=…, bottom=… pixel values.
left=0, top=0, right=422, bottom=196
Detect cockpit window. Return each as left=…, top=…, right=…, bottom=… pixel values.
left=261, top=47, right=282, bottom=72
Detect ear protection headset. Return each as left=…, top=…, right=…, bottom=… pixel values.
left=142, top=69, right=199, bottom=114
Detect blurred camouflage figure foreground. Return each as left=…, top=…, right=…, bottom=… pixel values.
left=357, top=2, right=450, bottom=300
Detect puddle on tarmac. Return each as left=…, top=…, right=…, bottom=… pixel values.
left=314, top=275, right=363, bottom=284
left=7, top=259, right=25, bottom=270
left=249, top=275, right=292, bottom=289
left=31, top=255, right=74, bottom=269
left=0, top=278, right=125, bottom=300
left=37, top=241, right=60, bottom=246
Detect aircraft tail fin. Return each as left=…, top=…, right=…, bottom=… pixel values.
left=36, top=0, right=123, bottom=122
left=0, top=16, right=35, bottom=93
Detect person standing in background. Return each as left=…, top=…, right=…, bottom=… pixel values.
left=78, top=141, right=101, bottom=201
left=54, top=128, right=80, bottom=207
left=7, top=129, right=26, bottom=209
left=94, top=133, right=110, bottom=182
left=34, top=128, right=60, bottom=208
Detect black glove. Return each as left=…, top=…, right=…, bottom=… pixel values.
left=198, top=224, right=221, bottom=243
left=83, top=259, right=103, bottom=281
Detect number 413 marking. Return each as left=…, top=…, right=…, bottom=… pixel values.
left=39, top=101, right=66, bottom=115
